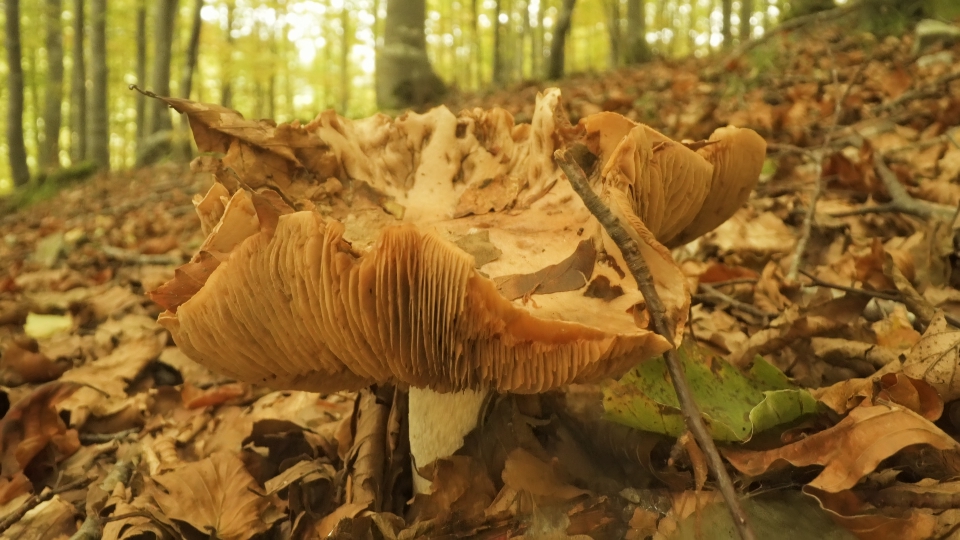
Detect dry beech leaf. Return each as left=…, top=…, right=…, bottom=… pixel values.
left=147, top=452, right=277, bottom=540
left=500, top=447, right=589, bottom=501
left=0, top=341, right=68, bottom=386
left=805, top=486, right=936, bottom=540
left=494, top=239, right=596, bottom=300
left=724, top=405, right=959, bottom=493
left=814, top=372, right=942, bottom=420
left=0, top=381, right=81, bottom=479
left=902, top=312, right=960, bottom=402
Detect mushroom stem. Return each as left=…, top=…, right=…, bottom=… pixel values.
left=407, top=386, right=488, bottom=494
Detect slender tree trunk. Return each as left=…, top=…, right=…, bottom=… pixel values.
left=135, top=1, right=147, bottom=144
left=519, top=0, right=530, bottom=79
left=28, top=48, right=43, bottom=166
left=721, top=0, right=733, bottom=49
left=376, top=0, right=446, bottom=110
left=493, top=0, right=504, bottom=84
left=70, top=0, right=86, bottom=164
left=340, top=6, right=350, bottom=113
left=41, top=0, right=65, bottom=170
left=547, top=0, right=576, bottom=79
left=471, top=0, right=481, bottom=86
left=626, top=0, right=649, bottom=63
left=531, top=0, right=543, bottom=78
left=221, top=0, right=235, bottom=108
left=145, top=0, right=179, bottom=137
left=741, top=0, right=753, bottom=40
left=5, top=0, right=31, bottom=186
left=87, top=0, right=109, bottom=170
left=607, top=0, right=621, bottom=68
left=180, top=0, right=204, bottom=100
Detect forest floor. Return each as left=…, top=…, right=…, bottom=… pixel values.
left=2, top=18, right=960, bottom=540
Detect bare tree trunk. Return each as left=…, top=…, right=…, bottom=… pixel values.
left=221, top=0, right=234, bottom=108
left=471, top=0, right=481, bottom=86
left=547, top=0, right=576, bottom=79
left=520, top=0, right=530, bottom=80
left=41, top=0, right=65, bottom=170
left=493, top=0, right=504, bottom=84
left=70, top=0, right=86, bottom=164
left=607, top=0, right=621, bottom=68
left=626, top=0, right=649, bottom=63
left=531, top=0, right=543, bottom=78
left=376, top=0, right=446, bottom=110
left=721, top=0, right=733, bottom=49
left=180, top=0, right=204, bottom=100
left=741, top=0, right=753, bottom=40
left=135, top=1, right=147, bottom=144
left=145, top=0, right=179, bottom=137
left=87, top=0, right=109, bottom=170
left=5, top=0, right=30, bottom=186
left=340, top=6, right=350, bottom=113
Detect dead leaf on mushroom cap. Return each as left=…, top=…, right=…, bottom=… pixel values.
left=152, top=89, right=765, bottom=394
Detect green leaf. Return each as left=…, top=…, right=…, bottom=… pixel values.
left=602, top=342, right=819, bottom=442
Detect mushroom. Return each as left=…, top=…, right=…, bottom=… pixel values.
left=150, top=89, right=766, bottom=494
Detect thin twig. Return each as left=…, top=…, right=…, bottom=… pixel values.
left=875, top=69, right=960, bottom=113
left=798, top=269, right=900, bottom=301
left=870, top=152, right=955, bottom=220
left=0, top=476, right=94, bottom=534
left=787, top=49, right=869, bottom=281
left=703, top=278, right=758, bottom=288
left=79, top=428, right=141, bottom=444
left=799, top=269, right=960, bottom=329
left=69, top=457, right=139, bottom=540
left=696, top=283, right=777, bottom=320
left=555, top=146, right=756, bottom=540
left=715, top=3, right=863, bottom=74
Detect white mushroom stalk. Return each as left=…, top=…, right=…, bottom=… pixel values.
left=148, top=88, right=765, bottom=499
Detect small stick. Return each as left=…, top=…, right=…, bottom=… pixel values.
left=555, top=146, right=756, bottom=540
left=787, top=50, right=869, bottom=281
left=870, top=152, right=955, bottom=221
left=0, top=477, right=93, bottom=534
left=702, top=277, right=758, bottom=288
left=696, top=283, right=778, bottom=320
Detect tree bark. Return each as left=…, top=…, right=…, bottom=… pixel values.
left=471, top=0, right=481, bottom=86
left=5, top=0, right=30, bottom=187
left=180, top=0, right=204, bottom=100
left=493, top=0, right=504, bottom=84
left=376, top=0, right=446, bottom=110
left=741, top=0, right=753, bottom=40
left=721, top=0, right=733, bottom=49
left=41, top=0, right=65, bottom=170
left=135, top=0, right=147, bottom=144
left=87, top=0, right=110, bottom=170
left=221, top=0, right=234, bottom=108
left=626, top=0, right=649, bottom=63
left=340, top=5, right=351, bottom=113
left=70, top=0, right=86, bottom=164
left=607, top=0, right=621, bottom=68
left=547, top=0, right=576, bottom=80
left=532, top=0, right=543, bottom=77
left=145, top=0, right=179, bottom=137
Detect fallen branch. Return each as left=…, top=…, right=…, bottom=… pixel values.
left=0, top=476, right=93, bottom=534
left=869, top=152, right=955, bottom=221
left=799, top=269, right=960, bottom=329
left=875, top=69, right=960, bottom=113
left=69, top=456, right=139, bottom=540
left=787, top=50, right=869, bottom=281
left=100, top=244, right=185, bottom=266
left=695, top=283, right=777, bottom=321
left=715, top=3, right=863, bottom=73
left=555, top=146, right=756, bottom=540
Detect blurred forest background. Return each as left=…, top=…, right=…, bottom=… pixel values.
left=0, top=0, right=952, bottom=194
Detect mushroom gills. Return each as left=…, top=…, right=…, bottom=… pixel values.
left=408, top=386, right=489, bottom=494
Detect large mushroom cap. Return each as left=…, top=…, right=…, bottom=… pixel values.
left=151, top=89, right=765, bottom=394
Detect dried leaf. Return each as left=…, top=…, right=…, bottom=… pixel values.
left=724, top=405, right=959, bottom=493
left=148, top=452, right=277, bottom=540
